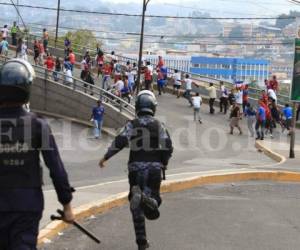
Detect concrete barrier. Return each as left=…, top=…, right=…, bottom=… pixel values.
left=30, top=76, right=132, bottom=129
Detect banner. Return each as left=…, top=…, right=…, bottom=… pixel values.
left=291, top=38, right=300, bottom=101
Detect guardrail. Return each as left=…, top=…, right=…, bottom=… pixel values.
left=0, top=55, right=135, bottom=117
left=7, top=31, right=291, bottom=105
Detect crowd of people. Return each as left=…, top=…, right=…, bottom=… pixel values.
left=0, top=22, right=298, bottom=142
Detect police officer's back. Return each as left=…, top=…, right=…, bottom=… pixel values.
left=99, top=90, right=173, bottom=250
left=0, top=59, right=74, bottom=250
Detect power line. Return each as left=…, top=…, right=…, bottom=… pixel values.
left=0, top=2, right=296, bottom=20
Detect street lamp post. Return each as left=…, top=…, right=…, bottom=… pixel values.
left=55, top=0, right=61, bottom=48
left=136, top=0, right=150, bottom=93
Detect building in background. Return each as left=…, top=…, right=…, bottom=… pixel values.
left=190, top=56, right=270, bottom=85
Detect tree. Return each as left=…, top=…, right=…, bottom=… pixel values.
left=64, top=30, right=100, bottom=53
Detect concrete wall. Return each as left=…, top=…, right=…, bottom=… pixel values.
left=30, top=77, right=133, bottom=129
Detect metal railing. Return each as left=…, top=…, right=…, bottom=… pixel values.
left=0, top=55, right=135, bottom=117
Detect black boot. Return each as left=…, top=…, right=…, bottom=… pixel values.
left=138, top=240, right=150, bottom=250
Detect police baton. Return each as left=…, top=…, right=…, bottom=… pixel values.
left=50, top=209, right=101, bottom=244
left=162, top=167, right=166, bottom=180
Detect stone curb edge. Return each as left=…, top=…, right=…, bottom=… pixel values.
left=255, top=140, right=286, bottom=164
left=38, top=169, right=300, bottom=245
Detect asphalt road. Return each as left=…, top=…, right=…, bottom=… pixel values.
left=41, top=181, right=300, bottom=250
left=42, top=93, right=274, bottom=190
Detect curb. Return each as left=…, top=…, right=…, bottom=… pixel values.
left=38, top=169, right=300, bottom=245
left=255, top=140, right=286, bottom=164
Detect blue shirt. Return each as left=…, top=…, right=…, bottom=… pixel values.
left=258, top=106, right=266, bottom=121
left=245, top=107, right=256, bottom=117
left=93, top=106, right=105, bottom=121
left=283, top=107, right=293, bottom=119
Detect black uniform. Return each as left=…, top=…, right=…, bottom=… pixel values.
left=0, top=107, right=73, bottom=249
left=103, top=115, right=173, bottom=247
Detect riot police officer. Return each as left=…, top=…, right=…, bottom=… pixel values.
left=99, top=90, right=173, bottom=250
left=0, top=59, right=75, bottom=249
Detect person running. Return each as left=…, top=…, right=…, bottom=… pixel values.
left=64, top=37, right=71, bottom=57
left=90, top=100, right=105, bottom=139
left=11, top=21, right=18, bottom=46
left=234, top=87, right=243, bottom=113
left=99, top=90, right=173, bottom=250
left=16, top=38, right=28, bottom=61
left=206, top=83, right=217, bottom=114
left=282, top=103, right=293, bottom=135
left=53, top=57, right=62, bottom=82
left=245, top=103, right=256, bottom=137
left=102, top=62, right=112, bottom=90
left=0, top=37, right=9, bottom=56
left=228, top=88, right=236, bottom=109
left=255, top=101, right=266, bottom=140
left=44, top=55, right=55, bottom=79
left=183, top=74, right=198, bottom=107
left=144, top=64, right=153, bottom=91
left=242, top=84, right=249, bottom=113
left=157, top=68, right=165, bottom=96
left=113, top=60, right=122, bottom=83
left=1, top=25, right=8, bottom=40
left=112, top=76, right=124, bottom=97
left=192, top=92, right=202, bottom=124
left=121, top=76, right=131, bottom=104
left=68, top=50, right=76, bottom=72
left=96, top=51, right=104, bottom=78
left=33, top=40, right=40, bottom=65
left=229, top=101, right=242, bottom=135
left=172, top=69, right=181, bottom=98
left=42, top=28, right=49, bottom=52
left=219, top=81, right=228, bottom=114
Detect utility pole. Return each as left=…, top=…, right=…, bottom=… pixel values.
left=55, top=0, right=61, bottom=48
left=136, top=0, right=150, bottom=93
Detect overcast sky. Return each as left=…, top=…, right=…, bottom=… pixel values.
left=101, top=0, right=300, bottom=16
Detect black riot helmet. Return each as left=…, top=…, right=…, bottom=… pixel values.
left=135, top=90, right=158, bottom=117
left=0, top=59, right=35, bottom=104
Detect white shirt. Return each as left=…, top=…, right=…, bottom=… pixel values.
left=235, top=90, right=243, bottom=104
left=185, top=78, right=192, bottom=90
left=1, top=28, right=8, bottom=38
left=221, top=85, right=228, bottom=98
left=114, top=80, right=124, bottom=91
left=192, top=96, right=202, bottom=108
left=268, top=89, right=277, bottom=101
left=173, top=72, right=181, bottom=86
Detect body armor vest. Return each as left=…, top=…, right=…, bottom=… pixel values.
left=0, top=114, right=42, bottom=188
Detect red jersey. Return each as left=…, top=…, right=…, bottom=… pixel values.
left=157, top=58, right=164, bottom=69
left=144, top=68, right=152, bottom=81
left=269, top=80, right=278, bottom=92
left=45, top=57, right=54, bottom=70
left=103, top=64, right=112, bottom=75
left=69, top=53, right=76, bottom=65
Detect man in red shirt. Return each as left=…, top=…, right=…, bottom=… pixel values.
left=157, top=56, right=164, bottom=70
left=68, top=49, right=76, bottom=72
left=269, top=75, right=278, bottom=92
left=102, top=62, right=112, bottom=89
left=44, top=55, right=54, bottom=79
left=144, top=66, right=152, bottom=90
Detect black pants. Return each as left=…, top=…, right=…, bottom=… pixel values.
left=209, top=98, right=215, bottom=114
left=183, top=90, right=193, bottom=106
left=145, top=80, right=152, bottom=90
left=219, top=97, right=228, bottom=114
left=129, top=167, right=161, bottom=246
left=0, top=212, right=42, bottom=250
left=12, top=33, right=17, bottom=46
left=255, top=120, right=265, bottom=139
